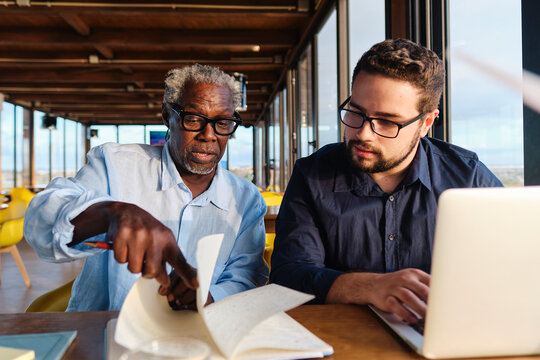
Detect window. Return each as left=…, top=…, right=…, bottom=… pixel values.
left=449, top=0, right=523, bottom=186
left=254, top=124, right=264, bottom=189
left=316, top=8, right=339, bottom=148
left=1, top=102, right=15, bottom=190
left=348, top=0, right=386, bottom=78
left=51, top=117, right=64, bottom=179
left=118, top=125, right=145, bottom=144
left=90, top=125, right=118, bottom=148
left=34, top=111, right=52, bottom=187
left=297, top=44, right=315, bottom=158
left=145, top=125, right=168, bottom=145
left=228, top=126, right=254, bottom=182
left=65, top=119, right=78, bottom=178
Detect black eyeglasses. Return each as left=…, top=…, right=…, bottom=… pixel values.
left=168, top=103, right=242, bottom=136
left=338, top=97, right=425, bottom=138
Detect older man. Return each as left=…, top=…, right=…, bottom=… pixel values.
left=24, top=64, right=268, bottom=311
left=270, top=39, right=502, bottom=324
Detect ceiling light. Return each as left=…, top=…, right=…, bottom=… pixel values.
left=252, top=45, right=261, bottom=52
left=88, top=55, right=100, bottom=64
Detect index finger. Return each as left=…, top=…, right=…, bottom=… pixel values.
left=164, top=245, right=198, bottom=289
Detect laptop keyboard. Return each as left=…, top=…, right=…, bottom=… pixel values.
left=410, top=318, right=425, bottom=335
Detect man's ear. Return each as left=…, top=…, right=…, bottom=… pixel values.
left=420, top=109, right=439, bottom=137
left=162, top=103, right=170, bottom=128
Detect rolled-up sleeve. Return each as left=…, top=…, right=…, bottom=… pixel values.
left=24, top=146, right=114, bottom=262
left=210, top=192, right=268, bottom=302
left=269, top=163, right=343, bottom=304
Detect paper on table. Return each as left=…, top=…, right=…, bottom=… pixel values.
left=114, top=233, right=324, bottom=359
left=114, top=234, right=224, bottom=353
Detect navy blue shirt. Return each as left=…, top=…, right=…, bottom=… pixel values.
left=269, top=137, right=502, bottom=303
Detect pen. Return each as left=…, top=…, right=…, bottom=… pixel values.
left=83, top=241, right=113, bottom=250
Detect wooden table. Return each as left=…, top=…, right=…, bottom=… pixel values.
left=264, top=205, right=279, bottom=233
left=0, top=305, right=537, bottom=360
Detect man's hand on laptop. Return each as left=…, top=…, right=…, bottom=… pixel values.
left=368, top=269, right=429, bottom=324
left=326, top=268, right=429, bottom=324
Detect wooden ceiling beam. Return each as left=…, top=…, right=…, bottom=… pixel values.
left=59, top=13, right=91, bottom=36
left=0, top=28, right=297, bottom=47
left=0, top=2, right=303, bottom=16
left=0, top=69, right=279, bottom=83
left=94, top=45, right=115, bottom=59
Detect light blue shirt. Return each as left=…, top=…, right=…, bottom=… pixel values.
left=24, top=142, right=268, bottom=311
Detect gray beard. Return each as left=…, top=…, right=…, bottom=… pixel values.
left=178, top=155, right=216, bottom=175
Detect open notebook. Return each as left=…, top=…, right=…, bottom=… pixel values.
left=370, top=186, right=540, bottom=359
left=107, top=234, right=333, bottom=360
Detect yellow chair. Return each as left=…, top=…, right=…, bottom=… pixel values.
left=26, top=279, right=74, bottom=312
left=261, top=191, right=283, bottom=207
left=264, top=233, right=275, bottom=271
left=0, top=199, right=31, bottom=287
left=9, top=187, right=35, bottom=206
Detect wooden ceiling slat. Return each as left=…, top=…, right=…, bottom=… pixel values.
left=0, top=28, right=297, bottom=47
left=59, top=13, right=91, bottom=36
left=0, top=0, right=328, bottom=126
left=0, top=70, right=279, bottom=83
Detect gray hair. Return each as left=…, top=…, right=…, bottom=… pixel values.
left=163, top=64, right=242, bottom=109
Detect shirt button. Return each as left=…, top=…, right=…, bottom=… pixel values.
left=388, top=234, right=395, bottom=241
left=389, top=195, right=395, bottom=202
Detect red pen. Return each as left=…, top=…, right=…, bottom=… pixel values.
left=83, top=241, right=113, bottom=250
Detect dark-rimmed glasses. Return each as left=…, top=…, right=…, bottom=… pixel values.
left=168, top=103, right=242, bottom=136
left=338, top=97, right=425, bottom=138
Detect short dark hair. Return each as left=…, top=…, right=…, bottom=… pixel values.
left=352, top=38, right=445, bottom=113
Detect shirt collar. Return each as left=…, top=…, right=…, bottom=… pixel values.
left=401, top=139, right=432, bottom=191
left=160, top=142, right=230, bottom=211
left=333, top=140, right=432, bottom=195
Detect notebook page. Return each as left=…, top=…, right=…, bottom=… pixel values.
left=200, top=284, right=314, bottom=358
left=115, top=234, right=224, bottom=353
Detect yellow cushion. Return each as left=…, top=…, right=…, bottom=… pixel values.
left=8, top=188, right=35, bottom=207
left=261, top=192, right=283, bottom=207
left=264, top=233, right=276, bottom=270
left=0, top=199, right=26, bottom=224
left=0, top=217, right=24, bottom=248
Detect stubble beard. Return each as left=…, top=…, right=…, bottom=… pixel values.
left=345, top=127, right=422, bottom=174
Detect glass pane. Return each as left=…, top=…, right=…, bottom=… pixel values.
left=449, top=0, right=523, bottom=186
left=281, top=89, right=291, bottom=188
left=118, top=125, right=145, bottom=144
left=1, top=102, right=15, bottom=191
left=298, top=44, right=315, bottom=158
left=348, top=0, right=386, bottom=78
left=77, top=122, right=86, bottom=168
left=145, top=125, right=168, bottom=145
left=34, top=111, right=51, bottom=187
left=51, top=118, right=65, bottom=179
left=65, top=119, right=78, bottom=178
left=90, top=125, right=118, bottom=148
left=255, top=125, right=264, bottom=188
left=15, top=106, right=24, bottom=187
left=228, top=126, right=254, bottom=181
left=317, top=9, right=339, bottom=148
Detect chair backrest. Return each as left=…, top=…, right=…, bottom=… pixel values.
left=260, top=191, right=283, bottom=207
left=0, top=199, right=27, bottom=224
left=0, top=217, right=24, bottom=247
left=8, top=187, right=35, bottom=207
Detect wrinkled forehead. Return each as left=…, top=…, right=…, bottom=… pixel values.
left=181, top=82, right=235, bottom=114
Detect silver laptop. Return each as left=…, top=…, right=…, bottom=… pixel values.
left=370, top=186, right=540, bottom=359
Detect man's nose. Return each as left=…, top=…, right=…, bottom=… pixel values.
left=197, top=122, right=218, bottom=141
left=354, top=119, right=377, bottom=140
